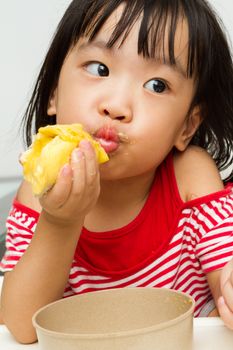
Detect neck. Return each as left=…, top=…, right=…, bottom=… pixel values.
left=84, top=170, right=156, bottom=232
left=99, top=170, right=156, bottom=207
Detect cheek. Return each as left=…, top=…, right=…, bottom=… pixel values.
left=55, top=85, right=91, bottom=124
left=135, top=116, right=180, bottom=146
left=130, top=121, right=181, bottom=168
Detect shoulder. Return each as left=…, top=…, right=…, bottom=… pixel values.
left=16, top=180, right=42, bottom=213
left=173, top=145, right=224, bottom=202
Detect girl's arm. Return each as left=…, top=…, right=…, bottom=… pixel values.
left=1, top=141, right=100, bottom=344
left=1, top=214, right=84, bottom=343
left=175, top=146, right=233, bottom=326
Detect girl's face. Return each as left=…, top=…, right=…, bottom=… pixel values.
left=48, top=6, right=201, bottom=181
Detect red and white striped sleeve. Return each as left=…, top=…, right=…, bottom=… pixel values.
left=196, top=191, right=233, bottom=274
left=0, top=200, right=38, bottom=272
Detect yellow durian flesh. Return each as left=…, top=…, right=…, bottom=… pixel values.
left=21, top=124, right=109, bottom=196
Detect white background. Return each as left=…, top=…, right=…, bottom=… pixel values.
left=0, top=0, right=233, bottom=181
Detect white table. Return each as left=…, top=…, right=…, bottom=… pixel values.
left=1, top=276, right=233, bottom=349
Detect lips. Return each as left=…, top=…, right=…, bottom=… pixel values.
left=94, top=126, right=120, bottom=153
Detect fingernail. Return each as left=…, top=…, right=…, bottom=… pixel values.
left=61, top=164, right=70, bottom=176
left=218, top=296, right=225, bottom=306
left=79, top=140, right=91, bottom=150
left=72, top=148, right=83, bottom=162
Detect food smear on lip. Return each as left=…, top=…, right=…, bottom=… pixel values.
left=21, top=123, right=109, bottom=197
left=94, top=126, right=122, bottom=153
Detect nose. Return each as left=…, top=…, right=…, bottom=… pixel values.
left=98, top=87, right=133, bottom=122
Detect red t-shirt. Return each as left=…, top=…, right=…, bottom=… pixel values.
left=1, top=153, right=233, bottom=316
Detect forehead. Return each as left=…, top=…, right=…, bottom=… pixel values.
left=84, top=3, right=190, bottom=74
left=83, top=4, right=190, bottom=73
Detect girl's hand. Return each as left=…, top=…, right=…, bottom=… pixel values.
left=39, top=139, right=100, bottom=225
left=218, top=258, right=233, bottom=329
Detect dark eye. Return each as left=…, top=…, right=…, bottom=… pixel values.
left=144, top=79, right=167, bottom=93
left=85, top=62, right=109, bottom=77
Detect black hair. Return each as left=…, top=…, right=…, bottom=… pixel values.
left=22, top=0, right=233, bottom=181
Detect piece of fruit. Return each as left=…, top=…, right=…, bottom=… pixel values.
left=21, top=124, right=109, bottom=196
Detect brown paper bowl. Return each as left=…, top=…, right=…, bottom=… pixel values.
left=32, top=287, right=195, bottom=350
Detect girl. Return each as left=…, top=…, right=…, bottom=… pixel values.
left=1, top=0, right=233, bottom=344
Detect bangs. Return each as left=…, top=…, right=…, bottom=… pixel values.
left=74, top=0, right=206, bottom=79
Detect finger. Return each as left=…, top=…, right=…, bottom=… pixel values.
left=221, top=270, right=233, bottom=312
left=79, top=140, right=98, bottom=186
left=218, top=296, right=233, bottom=330
left=70, top=148, right=86, bottom=196
left=40, top=163, right=73, bottom=208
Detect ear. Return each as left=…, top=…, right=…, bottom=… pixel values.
left=47, top=89, right=57, bottom=116
left=174, top=106, right=202, bottom=152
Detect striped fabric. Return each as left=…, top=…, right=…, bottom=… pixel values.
left=1, top=188, right=233, bottom=317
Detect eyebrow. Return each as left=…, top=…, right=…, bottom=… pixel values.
left=78, top=40, right=187, bottom=79
left=78, top=40, right=113, bottom=53
left=155, top=57, right=187, bottom=79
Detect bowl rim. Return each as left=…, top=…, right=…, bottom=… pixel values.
left=32, top=287, right=195, bottom=340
